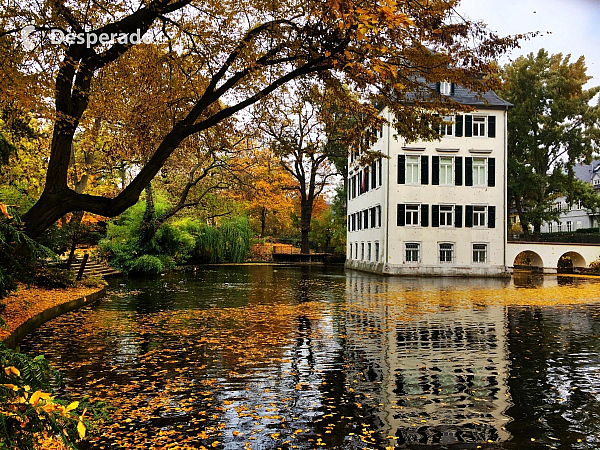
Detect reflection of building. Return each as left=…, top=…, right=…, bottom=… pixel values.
left=540, top=160, right=600, bottom=233
left=346, top=82, right=511, bottom=276
left=344, top=272, right=512, bottom=446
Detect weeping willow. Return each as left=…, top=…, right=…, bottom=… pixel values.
left=194, top=217, right=251, bottom=263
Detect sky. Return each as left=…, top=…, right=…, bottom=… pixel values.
left=457, top=0, right=600, bottom=88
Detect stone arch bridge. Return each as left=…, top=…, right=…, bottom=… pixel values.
left=507, top=242, right=600, bottom=274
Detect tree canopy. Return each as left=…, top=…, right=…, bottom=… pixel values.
left=500, top=49, right=600, bottom=236
left=0, top=0, right=519, bottom=237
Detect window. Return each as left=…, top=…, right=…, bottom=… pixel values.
left=367, top=243, right=372, bottom=261
left=472, top=116, right=486, bottom=136
left=375, top=242, right=380, bottom=261
left=439, top=243, right=454, bottom=264
left=370, top=207, right=376, bottom=228
left=440, top=156, right=453, bottom=185
left=567, top=221, right=572, bottom=232
left=594, top=177, right=600, bottom=186
left=377, top=205, right=382, bottom=227
left=348, top=244, right=352, bottom=259
left=557, top=223, right=563, bottom=232
left=406, top=204, right=420, bottom=226
left=405, top=243, right=420, bottom=263
left=473, top=244, right=487, bottom=264
left=577, top=220, right=583, bottom=230
left=363, top=210, right=369, bottom=229
left=378, top=158, right=383, bottom=186
left=406, top=155, right=420, bottom=184
left=439, top=205, right=454, bottom=226
left=440, top=115, right=454, bottom=136
left=473, top=206, right=487, bottom=227
left=361, top=243, right=365, bottom=260
left=548, top=222, right=553, bottom=233
left=473, top=158, right=486, bottom=186
left=439, top=81, right=452, bottom=95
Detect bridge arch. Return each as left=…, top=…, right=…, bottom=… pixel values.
left=558, top=251, right=586, bottom=269
left=513, top=250, right=544, bottom=271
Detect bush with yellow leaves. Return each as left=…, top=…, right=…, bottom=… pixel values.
left=0, top=344, right=107, bottom=449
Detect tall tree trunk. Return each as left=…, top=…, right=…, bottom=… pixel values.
left=300, top=196, right=314, bottom=254
left=260, top=206, right=267, bottom=237
left=515, top=196, right=530, bottom=237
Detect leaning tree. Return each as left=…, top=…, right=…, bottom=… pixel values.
left=0, top=0, right=519, bottom=237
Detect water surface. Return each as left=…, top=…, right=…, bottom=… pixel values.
left=19, top=266, right=600, bottom=449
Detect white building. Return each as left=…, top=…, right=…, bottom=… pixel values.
left=540, top=160, right=600, bottom=233
left=345, top=83, right=511, bottom=276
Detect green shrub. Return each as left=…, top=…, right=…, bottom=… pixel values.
left=590, top=259, right=600, bottom=274
left=129, top=254, right=164, bottom=275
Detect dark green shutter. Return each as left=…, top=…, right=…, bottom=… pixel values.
left=421, top=204, right=429, bottom=227
left=421, top=155, right=429, bottom=185
left=432, top=205, right=439, bottom=227
left=397, top=204, right=405, bottom=226
left=488, top=205, right=496, bottom=228
left=455, top=205, right=462, bottom=228
left=465, top=205, right=473, bottom=227
left=488, top=116, right=496, bottom=138
left=398, top=155, right=405, bottom=184
left=455, top=156, right=463, bottom=186
left=432, top=156, right=440, bottom=185
left=465, top=115, right=473, bottom=137
left=378, top=205, right=381, bottom=227
left=455, top=114, right=463, bottom=137
left=488, top=158, right=495, bottom=187
left=465, top=157, right=473, bottom=186
left=378, top=158, right=382, bottom=186
left=371, top=162, right=377, bottom=188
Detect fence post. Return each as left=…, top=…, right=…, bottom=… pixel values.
left=76, top=252, right=89, bottom=281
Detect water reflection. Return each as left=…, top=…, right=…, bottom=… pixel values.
left=17, top=266, right=600, bottom=449
left=344, top=272, right=511, bottom=447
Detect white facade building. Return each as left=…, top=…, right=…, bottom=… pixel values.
left=345, top=84, right=511, bottom=276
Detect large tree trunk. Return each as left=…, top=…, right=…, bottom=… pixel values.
left=300, top=196, right=314, bottom=254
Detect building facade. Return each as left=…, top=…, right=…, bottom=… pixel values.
left=345, top=84, right=511, bottom=276
left=540, top=160, right=600, bottom=233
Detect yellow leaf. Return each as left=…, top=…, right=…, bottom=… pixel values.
left=4, top=367, right=20, bottom=377
left=77, top=420, right=86, bottom=440
left=3, top=384, right=18, bottom=391
left=66, top=401, right=79, bottom=412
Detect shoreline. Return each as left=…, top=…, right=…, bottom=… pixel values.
left=1, top=284, right=107, bottom=349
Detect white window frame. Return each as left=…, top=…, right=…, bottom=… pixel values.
left=557, top=223, right=563, bottom=232
left=355, top=242, right=358, bottom=259
left=472, top=157, right=487, bottom=186
left=367, top=242, right=372, bottom=261
left=576, top=220, right=583, bottom=230
left=472, top=115, right=487, bottom=137
left=375, top=242, right=380, bottom=262
left=439, top=242, right=454, bottom=264
left=472, top=243, right=488, bottom=264
left=567, top=221, right=572, bottom=232
left=361, top=242, right=365, bottom=260
left=548, top=222, right=554, bottom=233
left=405, top=242, right=421, bottom=263
left=405, top=155, right=420, bottom=184
left=439, top=156, right=454, bottom=185
left=439, top=205, right=454, bottom=227
left=405, top=204, right=420, bottom=226
left=473, top=205, right=487, bottom=228
left=440, top=81, right=452, bottom=96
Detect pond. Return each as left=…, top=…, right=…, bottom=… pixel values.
left=19, top=265, right=600, bottom=449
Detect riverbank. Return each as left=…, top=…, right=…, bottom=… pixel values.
left=0, top=283, right=106, bottom=347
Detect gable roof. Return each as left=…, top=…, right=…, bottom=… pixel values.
left=573, top=159, right=600, bottom=183
left=448, top=83, right=513, bottom=109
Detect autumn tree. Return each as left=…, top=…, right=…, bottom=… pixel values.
left=500, top=50, right=600, bottom=237
left=0, top=0, right=519, bottom=237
